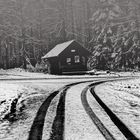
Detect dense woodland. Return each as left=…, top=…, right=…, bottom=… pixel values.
left=0, top=0, right=140, bottom=71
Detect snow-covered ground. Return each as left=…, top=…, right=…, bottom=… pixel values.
left=0, top=68, right=101, bottom=79
left=0, top=68, right=140, bottom=140
left=65, top=83, right=106, bottom=140
left=64, top=82, right=129, bottom=140
left=0, top=82, right=65, bottom=140
left=0, top=68, right=140, bottom=80
left=95, top=78, right=140, bottom=139
left=87, top=90, right=127, bottom=140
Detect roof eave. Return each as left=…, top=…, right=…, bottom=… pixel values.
left=42, top=55, right=59, bottom=59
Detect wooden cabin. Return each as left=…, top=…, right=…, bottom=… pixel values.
left=42, top=40, right=91, bottom=74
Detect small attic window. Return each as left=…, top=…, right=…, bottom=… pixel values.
left=71, top=49, right=76, bottom=52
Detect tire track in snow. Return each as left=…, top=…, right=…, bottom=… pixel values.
left=89, top=82, right=139, bottom=140
left=81, top=82, right=116, bottom=140
left=28, top=90, right=60, bottom=140
left=28, top=77, right=134, bottom=140
left=27, top=80, right=94, bottom=140
left=65, top=82, right=107, bottom=140
left=49, top=87, right=68, bottom=140
left=49, top=81, right=94, bottom=140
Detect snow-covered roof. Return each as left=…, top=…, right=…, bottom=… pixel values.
left=42, top=40, right=75, bottom=59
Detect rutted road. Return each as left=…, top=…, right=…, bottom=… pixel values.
left=64, top=82, right=109, bottom=140
left=1, top=76, right=139, bottom=140
left=27, top=77, right=138, bottom=140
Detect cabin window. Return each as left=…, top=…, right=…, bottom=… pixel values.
left=82, top=56, right=86, bottom=65
left=75, top=55, right=80, bottom=63
left=66, top=58, right=71, bottom=64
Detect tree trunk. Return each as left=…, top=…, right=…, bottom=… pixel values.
left=5, top=42, right=9, bottom=69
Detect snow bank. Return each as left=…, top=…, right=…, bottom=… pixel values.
left=1, top=68, right=140, bottom=81
left=0, top=68, right=135, bottom=80
left=0, top=84, right=24, bottom=101
left=0, top=68, right=25, bottom=74
left=0, top=84, right=25, bottom=120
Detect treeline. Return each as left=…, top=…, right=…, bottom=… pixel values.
left=0, top=0, right=140, bottom=71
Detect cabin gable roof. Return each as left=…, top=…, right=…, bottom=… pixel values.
left=42, top=40, right=74, bottom=59
left=42, top=40, right=91, bottom=59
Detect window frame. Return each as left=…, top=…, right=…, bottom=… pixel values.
left=74, top=55, right=80, bottom=63
left=66, top=57, right=71, bottom=64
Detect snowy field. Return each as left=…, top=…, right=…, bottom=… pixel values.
left=0, top=68, right=140, bottom=139
left=0, top=81, right=65, bottom=140
left=95, top=78, right=140, bottom=139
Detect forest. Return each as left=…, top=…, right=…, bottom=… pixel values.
left=0, top=0, right=140, bottom=71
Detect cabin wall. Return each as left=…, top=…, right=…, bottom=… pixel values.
left=58, top=42, right=89, bottom=72
left=47, top=57, right=61, bottom=74
left=44, top=41, right=91, bottom=74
